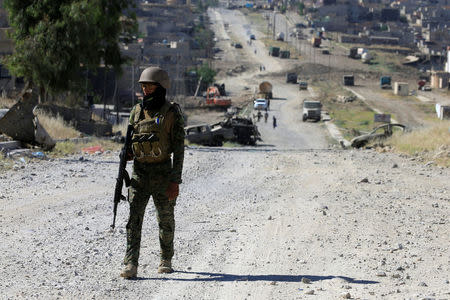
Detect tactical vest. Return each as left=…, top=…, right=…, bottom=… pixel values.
left=131, top=101, right=174, bottom=163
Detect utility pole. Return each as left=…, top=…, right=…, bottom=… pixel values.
left=131, top=64, right=135, bottom=107
left=272, top=12, right=276, bottom=39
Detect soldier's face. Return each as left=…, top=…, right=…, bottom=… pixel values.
left=141, top=83, right=158, bottom=96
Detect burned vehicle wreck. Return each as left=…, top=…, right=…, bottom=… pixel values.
left=350, top=123, right=406, bottom=148
left=185, top=117, right=261, bottom=146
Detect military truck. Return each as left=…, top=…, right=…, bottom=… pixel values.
left=343, top=75, right=354, bottom=86
left=380, top=76, right=392, bottom=89
left=302, top=99, right=322, bottom=122
left=280, top=50, right=290, bottom=59
left=269, top=46, right=280, bottom=57
left=286, top=73, right=297, bottom=84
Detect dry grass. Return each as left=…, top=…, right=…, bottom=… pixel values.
left=313, top=80, right=375, bottom=139
left=112, top=121, right=129, bottom=136
left=388, top=121, right=450, bottom=167
left=35, top=111, right=80, bottom=140
left=0, top=97, right=17, bottom=109
left=0, top=155, right=13, bottom=170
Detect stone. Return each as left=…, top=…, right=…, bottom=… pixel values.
left=418, top=282, right=428, bottom=287
left=305, top=290, right=314, bottom=295
left=301, top=277, right=311, bottom=284
left=376, top=271, right=387, bottom=277
left=341, top=292, right=351, bottom=299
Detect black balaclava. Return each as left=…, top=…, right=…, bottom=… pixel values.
left=142, top=84, right=166, bottom=110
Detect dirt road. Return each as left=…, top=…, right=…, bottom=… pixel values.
left=1, top=7, right=449, bottom=300
left=1, top=148, right=449, bottom=299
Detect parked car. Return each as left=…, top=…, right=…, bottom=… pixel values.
left=235, top=43, right=243, bottom=49
left=253, top=98, right=269, bottom=110
left=299, top=81, right=308, bottom=90
left=250, top=34, right=256, bottom=40
left=350, top=123, right=406, bottom=148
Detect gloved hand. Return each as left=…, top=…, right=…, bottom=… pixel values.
left=165, top=182, right=179, bottom=201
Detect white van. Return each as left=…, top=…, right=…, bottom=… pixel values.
left=253, top=98, right=269, bottom=110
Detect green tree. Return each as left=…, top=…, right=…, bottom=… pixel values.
left=3, top=0, right=136, bottom=100
left=298, top=2, right=305, bottom=16
left=197, top=63, right=216, bottom=86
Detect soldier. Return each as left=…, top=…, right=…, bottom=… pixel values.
left=257, top=111, right=262, bottom=122
left=272, top=116, right=277, bottom=129
left=120, top=67, right=185, bottom=279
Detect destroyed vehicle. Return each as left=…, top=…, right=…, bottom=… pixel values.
left=185, top=124, right=224, bottom=146
left=302, top=99, right=322, bottom=122
left=350, top=123, right=406, bottom=148
left=210, top=122, right=235, bottom=141
left=219, top=117, right=261, bottom=145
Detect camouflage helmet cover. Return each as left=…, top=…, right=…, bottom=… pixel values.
left=139, top=67, right=170, bottom=90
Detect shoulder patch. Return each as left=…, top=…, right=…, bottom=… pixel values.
left=130, top=103, right=142, bottom=125
left=169, top=102, right=183, bottom=116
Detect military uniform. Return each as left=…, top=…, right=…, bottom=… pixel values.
left=123, top=100, right=185, bottom=268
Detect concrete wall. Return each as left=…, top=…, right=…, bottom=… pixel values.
left=431, top=72, right=450, bottom=88
left=394, top=82, right=409, bottom=96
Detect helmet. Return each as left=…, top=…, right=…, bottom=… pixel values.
left=139, top=67, right=170, bottom=90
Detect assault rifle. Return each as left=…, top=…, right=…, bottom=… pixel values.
left=111, top=124, right=134, bottom=229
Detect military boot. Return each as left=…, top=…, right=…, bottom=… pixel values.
left=120, top=263, right=137, bottom=279
left=157, top=259, right=173, bottom=274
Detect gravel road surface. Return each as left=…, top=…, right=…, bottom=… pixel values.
left=1, top=148, right=449, bottom=299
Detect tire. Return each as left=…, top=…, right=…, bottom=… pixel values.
left=302, top=115, right=307, bottom=122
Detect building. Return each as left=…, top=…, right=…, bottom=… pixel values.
left=394, top=82, right=409, bottom=96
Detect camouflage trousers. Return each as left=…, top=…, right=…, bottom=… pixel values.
left=123, top=160, right=176, bottom=266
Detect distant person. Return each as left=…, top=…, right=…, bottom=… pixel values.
left=257, top=111, right=262, bottom=122
left=264, top=111, right=268, bottom=123
left=272, top=116, right=277, bottom=129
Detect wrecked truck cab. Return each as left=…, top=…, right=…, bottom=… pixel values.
left=185, top=124, right=223, bottom=146
left=350, top=123, right=406, bottom=148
